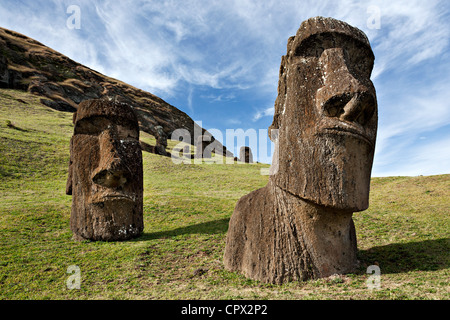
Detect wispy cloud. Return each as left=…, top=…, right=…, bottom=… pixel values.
left=359, top=0, right=449, bottom=79
left=0, top=0, right=449, bottom=175
left=201, top=93, right=236, bottom=103
left=373, top=80, right=450, bottom=175
left=1, top=0, right=446, bottom=92
left=226, top=118, right=242, bottom=126
left=253, top=106, right=275, bottom=122
left=1, top=0, right=448, bottom=92
left=187, top=86, right=194, bottom=114
left=373, top=134, right=450, bottom=177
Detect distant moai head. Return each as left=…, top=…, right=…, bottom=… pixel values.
left=239, top=146, right=254, bottom=164
left=66, top=99, right=144, bottom=241
left=154, top=125, right=168, bottom=156
left=269, top=17, right=378, bottom=211
left=195, top=134, right=212, bottom=159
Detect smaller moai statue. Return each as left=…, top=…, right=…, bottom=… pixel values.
left=195, top=135, right=212, bottom=159
left=239, top=146, right=254, bottom=164
left=66, top=99, right=144, bottom=241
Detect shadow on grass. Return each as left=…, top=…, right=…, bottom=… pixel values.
left=137, top=221, right=448, bottom=275
left=137, top=218, right=230, bottom=241
left=358, top=238, right=450, bottom=274
left=6, top=122, right=28, bottom=132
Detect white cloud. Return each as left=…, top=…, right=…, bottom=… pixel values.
left=375, top=80, right=450, bottom=156
left=1, top=0, right=448, bottom=91
left=187, top=86, right=194, bottom=114
left=226, top=118, right=242, bottom=126
left=3, top=0, right=447, bottom=94
left=373, top=78, right=450, bottom=177
left=253, top=106, right=275, bottom=122
left=373, top=134, right=450, bottom=177
left=201, top=93, right=236, bottom=103
left=366, top=0, right=449, bottom=78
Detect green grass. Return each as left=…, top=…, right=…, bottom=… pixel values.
left=0, top=88, right=449, bottom=300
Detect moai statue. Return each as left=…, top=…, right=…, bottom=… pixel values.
left=154, top=125, right=168, bottom=156
left=66, top=99, right=144, bottom=241
left=239, top=146, right=254, bottom=164
left=195, top=135, right=212, bottom=159
left=224, top=17, right=378, bottom=283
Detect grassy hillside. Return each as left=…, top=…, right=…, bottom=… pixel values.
left=0, top=88, right=449, bottom=300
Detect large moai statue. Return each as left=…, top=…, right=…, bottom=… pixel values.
left=239, top=146, right=254, bottom=164
left=224, top=17, right=378, bottom=284
left=66, top=99, right=144, bottom=241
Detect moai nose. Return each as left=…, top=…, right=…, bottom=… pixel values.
left=339, top=91, right=376, bottom=125
left=93, top=169, right=127, bottom=188
left=316, top=48, right=376, bottom=126
left=92, top=127, right=128, bottom=188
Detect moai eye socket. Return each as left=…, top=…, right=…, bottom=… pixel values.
left=74, top=117, right=111, bottom=135
left=343, top=44, right=374, bottom=81
left=116, top=124, right=139, bottom=141
left=75, top=116, right=139, bottom=141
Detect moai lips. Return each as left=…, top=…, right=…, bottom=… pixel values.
left=66, top=99, right=144, bottom=241
left=224, top=17, right=378, bottom=284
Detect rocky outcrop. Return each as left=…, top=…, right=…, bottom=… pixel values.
left=0, top=27, right=231, bottom=155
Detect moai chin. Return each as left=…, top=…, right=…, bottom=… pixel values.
left=224, top=17, right=378, bottom=284
left=66, top=99, right=144, bottom=241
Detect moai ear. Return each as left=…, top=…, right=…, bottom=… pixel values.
left=66, top=137, right=74, bottom=196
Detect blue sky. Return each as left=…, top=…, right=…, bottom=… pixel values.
left=1, top=0, right=449, bottom=177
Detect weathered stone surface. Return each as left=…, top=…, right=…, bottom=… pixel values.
left=66, top=99, right=144, bottom=241
left=195, top=135, right=212, bottom=159
left=239, top=146, right=253, bottom=164
left=224, top=17, right=378, bottom=284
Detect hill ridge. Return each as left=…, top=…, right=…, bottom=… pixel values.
left=0, top=26, right=232, bottom=157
